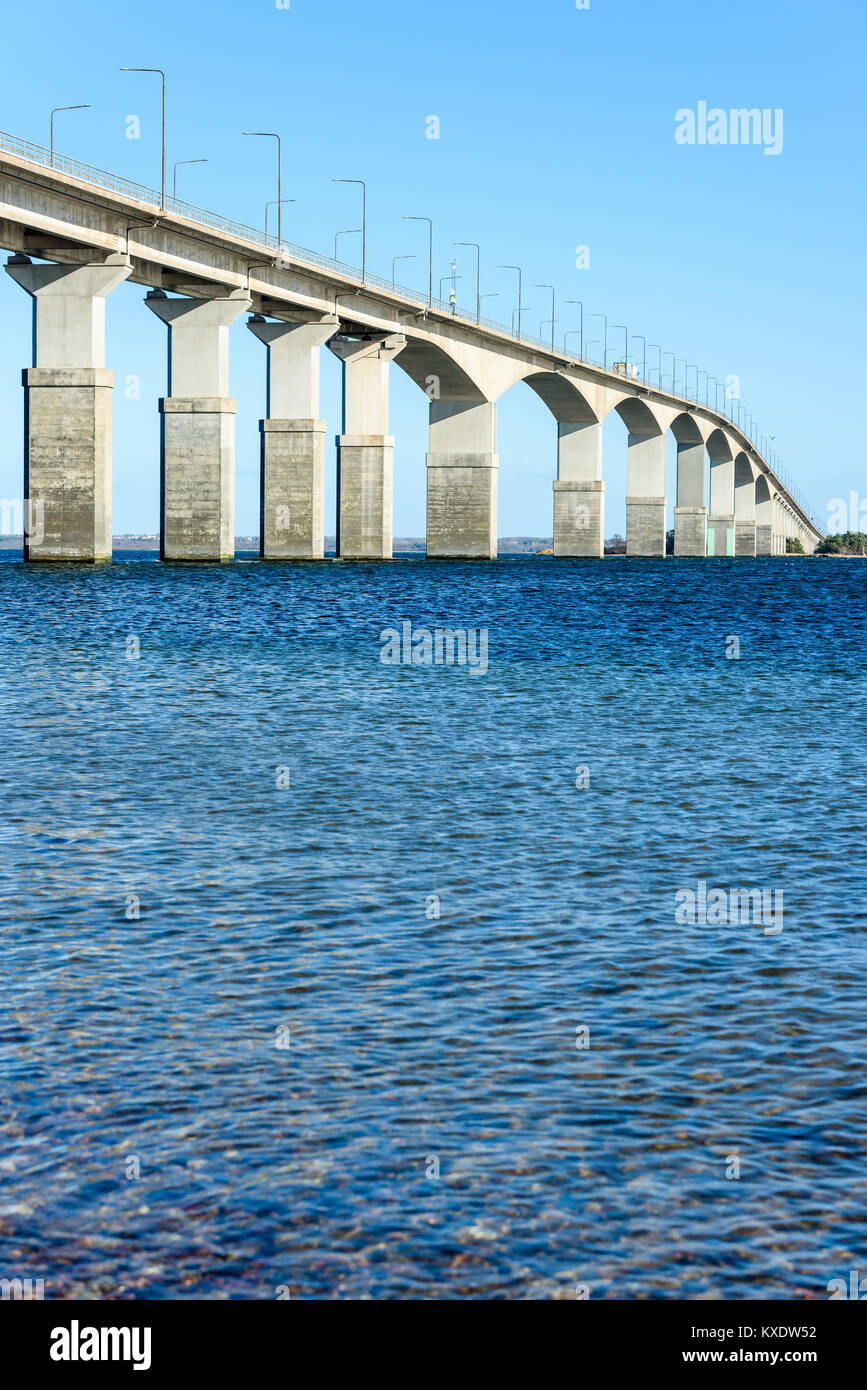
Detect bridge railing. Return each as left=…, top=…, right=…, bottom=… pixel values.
left=0, top=128, right=817, bottom=525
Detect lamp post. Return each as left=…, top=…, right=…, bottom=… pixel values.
left=50, top=104, right=91, bottom=167
left=334, top=179, right=367, bottom=282
left=535, top=284, right=556, bottom=351
left=648, top=344, right=662, bottom=388
left=265, top=200, right=295, bottom=239
left=584, top=338, right=601, bottom=363
left=440, top=273, right=462, bottom=300
left=334, top=228, right=361, bottom=262
left=565, top=301, right=584, bottom=359
left=675, top=359, right=687, bottom=396
left=500, top=265, right=524, bottom=339
left=708, top=376, right=718, bottom=410
left=172, top=158, right=208, bottom=200
left=630, top=334, right=646, bottom=384
left=405, top=217, right=433, bottom=306
left=120, top=68, right=166, bottom=209
left=244, top=131, right=282, bottom=246
left=663, top=351, right=675, bottom=391
left=392, top=253, right=417, bottom=288
left=512, top=304, right=531, bottom=336
left=590, top=313, right=608, bottom=369
left=455, top=242, right=481, bottom=323
left=613, top=324, right=628, bottom=375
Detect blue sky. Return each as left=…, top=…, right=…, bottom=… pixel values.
left=0, top=0, right=863, bottom=537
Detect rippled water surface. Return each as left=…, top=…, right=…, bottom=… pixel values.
left=1, top=553, right=865, bottom=1299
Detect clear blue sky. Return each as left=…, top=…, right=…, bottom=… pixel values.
left=0, top=0, right=863, bottom=537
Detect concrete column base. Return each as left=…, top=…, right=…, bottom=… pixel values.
left=735, top=519, right=757, bottom=556
left=22, top=367, right=114, bottom=561
left=626, top=496, right=666, bottom=557
left=160, top=398, right=236, bottom=561
left=553, top=480, right=604, bottom=558
left=426, top=454, right=498, bottom=559
left=756, top=524, right=773, bottom=555
left=337, top=434, right=393, bottom=559
left=260, top=419, right=326, bottom=559
left=708, top=515, right=735, bottom=557
left=674, top=505, right=707, bottom=557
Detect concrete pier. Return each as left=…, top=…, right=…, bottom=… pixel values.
left=674, top=433, right=707, bottom=557
left=329, top=333, right=405, bottom=559
left=146, top=290, right=251, bottom=561
left=553, top=420, right=604, bottom=558
left=427, top=400, right=498, bottom=558
left=708, top=456, right=735, bottom=557
left=626, top=429, right=666, bottom=557
left=5, top=253, right=132, bottom=560
left=248, top=313, right=337, bottom=559
left=734, top=455, right=757, bottom=556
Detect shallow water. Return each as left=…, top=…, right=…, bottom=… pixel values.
left=0, top=553, right=864, bottom=1299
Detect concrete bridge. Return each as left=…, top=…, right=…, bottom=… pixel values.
left=0, top=130, right=822, bottom=562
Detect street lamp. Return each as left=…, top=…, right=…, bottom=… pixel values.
left=244, top=132, right=283, bottom=246
left=648, top=344, right=662, bottom=388
left=172, top=158, right=208, bottom=200
left=512, top=304, right=532, bottom=336
left=590, top=313, right=608, bottom=369
left=631, top=334, right=646, bottom=383
left=535, top=284, right=555, bottom=351
left=333, top=179, right=367, bottom=282
left=675, top=359, right=687, bottom=396
left=405, top=217, right=433, bottom=306
left=392, top=253, right=417, bottom=288
left=440, top=273, right=462, bottom=300
left=455, top=242, right=481, bottom=323
left=335, top=228, right=361, bottom=262
left=613, top=324, right=628, bottom=374
left=565, top=301, right=584, bottom=359
left=265, top=200, right=295, bottom=239
left=50, top=104, right=90, bottom=166
left=663, top=351, right=675, bottom=391
left=584, top=338, right=601, bottom=363
left=500, top=265, right=524, bottom=340
left=120, top=68, right=166, bottom=209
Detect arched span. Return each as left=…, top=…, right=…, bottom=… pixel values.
left=393, top=335, right=488, bottom=402
left=706, top=427, right=734, bottom=463
left=522, top=371, right=598, bottom=423
left=669, top=411, right=704, bottom=446
left=613, top=396, right=664, bottom=436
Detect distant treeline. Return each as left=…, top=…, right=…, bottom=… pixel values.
left=816, top=532, right=867, bottom=555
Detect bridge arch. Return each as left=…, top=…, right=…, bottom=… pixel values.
left=755, top=473, right=774, bottom=555
left=706, top=429, right=737, bottom=556
left=669, top=412, right=708, bottom=556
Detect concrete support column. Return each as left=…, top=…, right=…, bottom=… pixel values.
left=674, top=439, right=707, bottom=557
left=626, top=430, right=666, bottom=557
left=146, top=290, right=251, bottom=561
left=328, top=333, right=406, bottom=559
left=756, top=487, right=774, bottom=555
left=553, top=420, right=604, bottom=558
left=248, top=313, right=338, bottom=558
left=773, top=498, right=785, bottom=555
left=734, top=465, right=757, bottom=556
left=5, top=252, right=132, bottom=561
left=427, top=400, right=498, bottom=558
left=708, top=458, right=735, bottom=557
